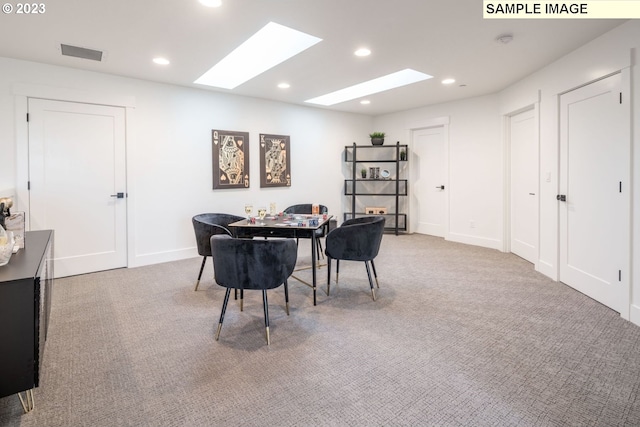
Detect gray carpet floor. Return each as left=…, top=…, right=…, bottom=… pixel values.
left=1, top=234, right=640, bottom=426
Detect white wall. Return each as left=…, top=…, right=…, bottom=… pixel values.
left=373, top=20, right=640, bottom=324
left=0, top=57, right=372, bottom=267
left=373, top=94, right=503, bottom=250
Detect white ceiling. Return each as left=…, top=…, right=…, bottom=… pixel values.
left=0, top=0, right=625, bottom=116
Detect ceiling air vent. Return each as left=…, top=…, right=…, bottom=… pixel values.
left=60, top=44, right=103, bottom=61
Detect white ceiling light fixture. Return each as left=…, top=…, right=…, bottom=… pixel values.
left=354, top=48, right=371, bottom=57
left=360, top=100, right=371, bottom=105
left=278, top=82, right=290, bottom=89
left=153, top=57, right=170, bottom=65
left=442, top=78, right=455, bottom=85
left=305, top=69, right=432, bottom=106
left=199, top=0, right=222, bottom=7
left=194, top=22, right=322, bottom=89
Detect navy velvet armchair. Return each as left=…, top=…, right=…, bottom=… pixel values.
left=210, top=235, right=297, bottom=345
left=325, top=216, right=385, bottom=300
left=192, top=213, right=244, bottom=291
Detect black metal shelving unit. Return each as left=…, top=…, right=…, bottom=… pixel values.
left=343, top=141, right=408, bottom=235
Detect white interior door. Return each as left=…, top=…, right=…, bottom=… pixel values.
left=28, top=98, right=127, bottom=277
left=559, top=73, right=629, bottom=314
left=412, top=126, right=446, bottom=237
left=510, top=108, right=538, bottom=264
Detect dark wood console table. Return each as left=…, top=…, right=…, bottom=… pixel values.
left=0, top=230, right=54, bottom=413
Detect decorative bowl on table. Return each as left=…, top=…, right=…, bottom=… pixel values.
left=0, top=231, right=15, bottom=266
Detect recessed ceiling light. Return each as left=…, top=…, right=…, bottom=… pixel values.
left=354, top=48, right=371, bottom=57
left=442, top=78, right=455, bottom=85
left=199, top=0, right=222, bottom=7
left=195, top=22, right=322, bottom=90
left=153, top=57, right=170, bottom=65
left=360, top=100, right=371, bottom=105
left=278, top=82, right=290, bottom=89
left=305, top=69, right=432, bottom=106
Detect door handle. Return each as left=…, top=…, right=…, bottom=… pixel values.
left=110, top=192, right=126, bottom=199
left=436, top=185, right=445, bottom=190
left=556, top=194, right=566, bottom=202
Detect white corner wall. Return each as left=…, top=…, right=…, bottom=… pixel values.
left=374, top=20, right=640, bottom=325
left=0, top=57, right=372, bottom=267
left=373, top=94, right=503, bottom=250
left=499, top=20, right=640, bottom=324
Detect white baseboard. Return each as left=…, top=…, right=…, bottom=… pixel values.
left=446, top=232, right=502, bottom=251
left=629, top=304, right=640, bottom=327
left=536, top=259, right=557, bottom=281
left=131, top=247, right=198, bottom=268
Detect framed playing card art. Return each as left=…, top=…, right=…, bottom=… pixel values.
left=259, top=133, right=291, bottom=188
left=212, top=130, right=250, bottom=189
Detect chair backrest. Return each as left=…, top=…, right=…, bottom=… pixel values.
left=283, top=204, right=328, bottom=215
left=192, top=213, right=245, bottom=257
left=210, top=235, right=298, bottom=290
left=325, top=216, right=385, bottom=261
left=283, top=204, right=336, bottom=235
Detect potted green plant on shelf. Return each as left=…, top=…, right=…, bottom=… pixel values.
left=369, top=132, right=385, bottom=146
left=400, top=148, right=406, bottom=161
left=361, top=167, right=367, bottom=178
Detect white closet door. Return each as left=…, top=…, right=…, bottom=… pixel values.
left=29, top=98, right=127, bottom=277
left=559, top=73, right=629, bottom=314
left=510, top=107, right=538, bottom=264
left=413, top=126, right=446, bottom=237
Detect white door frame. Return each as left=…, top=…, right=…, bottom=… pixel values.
left=502, top=102, right=540, bottom=267
left=405, top=116, right=450, bottom=236
left=12, top=83, right=137, bottom=270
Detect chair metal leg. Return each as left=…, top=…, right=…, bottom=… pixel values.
left=336, top=259, right=340, bottom=286
left=371, top=259, right=380, bottom=288
left=240, top=289, right=244, bottom=311
left=284, top=280, right=290, bottom=315
left=365, top=261, right=376, bottom=301
left=17, top=389, right=34, bottom=413
left=194, top=256, right=207, bottom=291
left=262, top=290, right=271, bottom=345
left=216, top=288, right=232, bottom=340
left=326, top=257, right=332, bottom=296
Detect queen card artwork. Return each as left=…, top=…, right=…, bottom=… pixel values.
left=212, top=130, right=250, bottom=189
left=260, top=134, right=291, bottom=188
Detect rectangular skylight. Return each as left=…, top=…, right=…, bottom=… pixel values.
left=305, top=69, right=433, bottom=106
left=195, top=22, right=322, bottom=89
